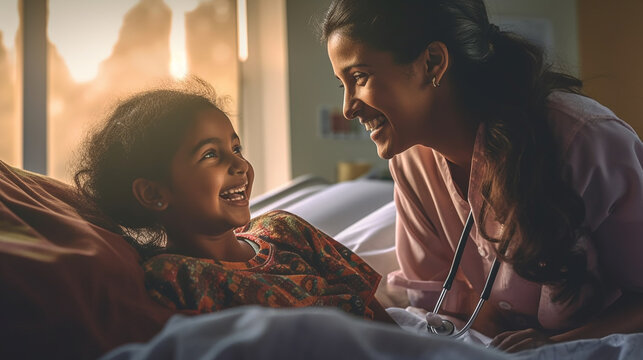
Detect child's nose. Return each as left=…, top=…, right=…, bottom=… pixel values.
left=229, top=156, right=248, bottom=175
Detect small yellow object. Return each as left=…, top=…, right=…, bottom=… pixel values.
left=337, top=161, right=372, bottom=182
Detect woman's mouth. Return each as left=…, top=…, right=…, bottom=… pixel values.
left=219, top=181, right=248, bottom=203
left=362, top=115, right=387, bottom=132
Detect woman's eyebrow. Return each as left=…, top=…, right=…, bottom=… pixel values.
left=341, top=63, right=370, bottom=73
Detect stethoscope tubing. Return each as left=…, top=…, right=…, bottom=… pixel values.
left=428, top=211, right=501, bottom=337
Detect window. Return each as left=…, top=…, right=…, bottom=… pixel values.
left=2, top=0, right=240, bottom=182
left=49, top=0, right=240, bottom=181
left=0, top=0, right=20, bottom=168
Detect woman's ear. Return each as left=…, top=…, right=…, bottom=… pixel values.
left=132, top=178, right=170, bottom=211
left=424, top=41, right=449, bottom=86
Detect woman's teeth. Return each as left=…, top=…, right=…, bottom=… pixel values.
left=364, top=116, right=386, bottom=132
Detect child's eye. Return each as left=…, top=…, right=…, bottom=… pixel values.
left=233, top=145, right=243, bottom=154
left=202, top=150, right=217, bottom=160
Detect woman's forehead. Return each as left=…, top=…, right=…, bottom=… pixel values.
left=328, top=33, right=395, bottom=73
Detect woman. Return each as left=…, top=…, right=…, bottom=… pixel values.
left=322, top=0, right=643, bottom=352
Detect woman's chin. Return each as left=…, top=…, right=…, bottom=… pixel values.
left=376, top=143, right=396, bottom=160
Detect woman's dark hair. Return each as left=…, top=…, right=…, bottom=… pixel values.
left=74, top=78, right=223, bottom=256
left=322, top=0, right=588, bottom=304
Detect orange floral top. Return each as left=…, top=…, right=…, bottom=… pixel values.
left=143, top=210, right=381, bottom=319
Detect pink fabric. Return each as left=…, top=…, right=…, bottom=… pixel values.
left=388, top=92, right=643, bottom=331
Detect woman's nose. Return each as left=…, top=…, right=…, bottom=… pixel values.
left=343, top=89, right=359, bottom=120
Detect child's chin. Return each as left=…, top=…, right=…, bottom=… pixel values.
left=235, top=211, right=251, bottom=225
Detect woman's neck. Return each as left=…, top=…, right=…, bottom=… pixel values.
left=166, top=229, right=255, bottom=262
left=428, top=94, right=479, bottom=196
left=425, top=83, right=479, bottom=171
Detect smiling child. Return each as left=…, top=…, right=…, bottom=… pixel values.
left=73, top=79, right=395, bottom=324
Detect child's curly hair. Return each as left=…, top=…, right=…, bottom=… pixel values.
left=74, top=78, right=225, bottom=252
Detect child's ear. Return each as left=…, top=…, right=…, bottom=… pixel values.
left=423, top=41, right=449, bottom=86
left=132, top=178, right=170, bottom=211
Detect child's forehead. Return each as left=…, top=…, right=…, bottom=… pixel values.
left=182, top=108, right=238, bottom=142
left=193, top=108, right=233, bottom=128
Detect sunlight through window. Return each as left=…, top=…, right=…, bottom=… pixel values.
left=45, top=0, right=239, bottom=181
left=0, top=0, right=20, bottom=167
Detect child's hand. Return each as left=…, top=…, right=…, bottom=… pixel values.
left=489, top=328, right=554, bottom=352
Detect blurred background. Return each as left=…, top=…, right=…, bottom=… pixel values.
left=1, top=0, right=641, bottom=197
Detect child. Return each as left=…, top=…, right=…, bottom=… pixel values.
left=74, top=79, right=395, bottom=324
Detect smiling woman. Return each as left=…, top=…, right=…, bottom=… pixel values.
left=322, top=0, right=643, bottom=352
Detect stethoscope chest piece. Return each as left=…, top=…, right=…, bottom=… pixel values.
left=429, top=319, right=455, bottom=336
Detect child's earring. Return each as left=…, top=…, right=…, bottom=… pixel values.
left=432, top=77, right=440, bottom=88
left=156, top=201, right=164, bottom=208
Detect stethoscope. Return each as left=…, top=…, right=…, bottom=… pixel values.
left=427, top=211, right=501, bottom=338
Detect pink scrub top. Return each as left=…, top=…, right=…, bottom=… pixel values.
left=388, top=92, right=643, bottom=331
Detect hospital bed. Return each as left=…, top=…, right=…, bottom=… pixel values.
left=2, top=159, right=642, bottom=360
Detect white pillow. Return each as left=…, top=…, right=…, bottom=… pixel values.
left=334, top=201, right=398, bottom=276
left=281, top=179, right=394, bottom=237
left=334, top=201, right=408, bottom=308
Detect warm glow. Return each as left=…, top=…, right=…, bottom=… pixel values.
left=48, top=0, right=204, bottom=82
left=237, top=0, right=248, bottom=62
left=0, top=1, right=19, bottom=51
left=41, top=0, right=240, bottom=181
left=167, top=0, right=200, bottom=79
left=0, top=0, right=20, bottom=168
left=48, top=0, right=135, bottom=82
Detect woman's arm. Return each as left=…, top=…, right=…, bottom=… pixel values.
left=491, top=291, right=643, bottom=352
left=552, top=291, right=643, bottom=341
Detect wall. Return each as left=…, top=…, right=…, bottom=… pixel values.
left=242, top=0, right=291, bottom=196
left=284, top=0, right=580, bottom=184
left=285, top=0, right=387, bottom=183
left=578, top=0, right=643, bottom=135
left=486, top=0, right=579, bottom=75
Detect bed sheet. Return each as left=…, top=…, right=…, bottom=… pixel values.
left=100, top=306, right=506, bottom=360
left=100, top=306, right=643, bottom=360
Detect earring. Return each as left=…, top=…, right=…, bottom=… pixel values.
left=156, top=202, right=163, bottom=208
left=432, top=77, right=440, bottom=88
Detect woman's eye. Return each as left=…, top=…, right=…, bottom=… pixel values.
left=353, top=72, right=368, bottom=85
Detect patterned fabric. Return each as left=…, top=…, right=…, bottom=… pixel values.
left=144, top=210, right=381, bottom=319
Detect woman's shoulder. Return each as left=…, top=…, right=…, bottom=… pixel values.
left=388, top=145, right=441, bottom=184
left=546, top=91, right=638, bottom=154
left=547, top=91, right=619, bottom=122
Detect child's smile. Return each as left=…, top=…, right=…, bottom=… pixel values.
left=163, top=108, right=254, bottom=236
left=219, top=180, right=249, bottom=205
